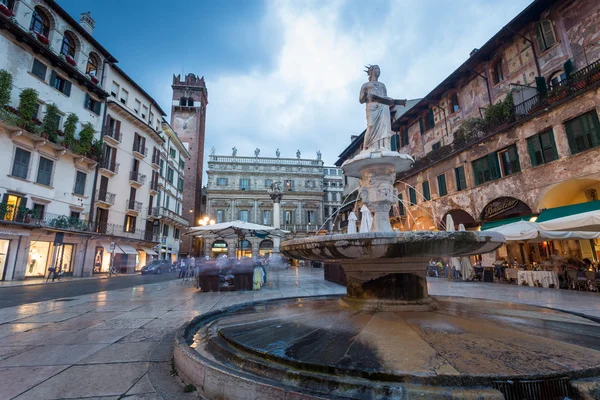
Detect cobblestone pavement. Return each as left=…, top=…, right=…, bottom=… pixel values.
left=0, top=268, right=597, bottom=399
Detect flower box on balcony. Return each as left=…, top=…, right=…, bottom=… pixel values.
left=90, top=75, right=99, bottom=84
left=65, top=55, right=77, bottom=67
left=34, top=32, right=49, bottom=46
left=0, top=4, right=13, bottom=17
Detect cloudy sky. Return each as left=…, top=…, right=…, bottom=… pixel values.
left=59, top=0, right=531, bottom=166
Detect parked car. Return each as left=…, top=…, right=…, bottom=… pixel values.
left=140, top=260, right=172, bottom=275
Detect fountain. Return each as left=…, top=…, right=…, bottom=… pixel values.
left=174, top=66, right=600, bottom=400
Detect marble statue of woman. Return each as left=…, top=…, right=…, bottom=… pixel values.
left=359, top=65, right=406, bottom=151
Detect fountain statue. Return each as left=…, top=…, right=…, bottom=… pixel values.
left=173, top=65, right=600, bottom=400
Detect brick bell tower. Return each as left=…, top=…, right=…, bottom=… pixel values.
left=171, top=73, right=208, bottom=256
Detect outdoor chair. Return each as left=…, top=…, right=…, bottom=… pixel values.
left=584, top=271, right=597, bottom=292
left=566, top=270, right=588, bottom=291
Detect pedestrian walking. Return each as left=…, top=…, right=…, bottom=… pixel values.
left=178, top=256, right=188, bottom=278
left=46, top=266, right=55, bottom=282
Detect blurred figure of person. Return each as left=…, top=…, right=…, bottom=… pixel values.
left=178, top=256, right=188, bottom=278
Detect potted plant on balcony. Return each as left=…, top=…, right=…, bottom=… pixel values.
left=73, top=122, right=94, bottom=156
left=571, top=77, right=587, bottom=91
left=33, top=32, right=49, bottom=46
left=546, top=85, right=569, bottom=104
left=589, top=65, right=600, bottom=84
left=41, top=102, right=60, bottom=143
left=17, top=88, right=38, bottom=131
left=0, top=69, right=12, bottom=110
left=65, top=55, right=77, bottom=67
left=62, top=113, right=78, bottom=150
left=88, top=138, right=103, bottom=161
left=0, top=3, right=13, bottom=17
left=0, top=202, right=9, bottom=220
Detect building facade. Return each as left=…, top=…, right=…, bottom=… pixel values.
left=386, top=0, right=600, bottom=263
left=203, top=150, right=324, bottom=258
left=152, top=120, right=190, bottom=261
left=170, top=73, right=208, bottom=256
left=0, top=1, right=185, bottom=279
left=0, top=0, right=114, bottom=280
left=91, top=64, right=167, bottom=274
left=322, top=166, right=343, bottom=232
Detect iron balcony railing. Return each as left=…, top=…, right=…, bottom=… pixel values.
left=129, top=171, right=146, bottom=185
left=99, top=159, right=119, bottom=174
left=126, top=199, right=143, bottom=212
left=95, top=222, right=145, bottom=239
left=39, top=212, right=90, bottom=232
left=95, top=190, right=116, bottom=205
left=157, top=207, right=189, bottom=226
left=103, top=126, right=121, bottom=142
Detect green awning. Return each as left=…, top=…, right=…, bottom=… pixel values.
left=536, top=201, right=600, bottom=222
left=481, top=215, right=534, bottom=231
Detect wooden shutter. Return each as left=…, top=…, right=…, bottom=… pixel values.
left=563, top=59, right=574, bottom=77
left=84, top=93, right=90, bottom=109
left=64, top=80, right=72, bottom=97
left=586, top=111, right=600, bottom=147
left=422, top=181, right=430, bottom=201
left=527, top=136, right=541, bottom=166
left=542, top=20, right=556, bottom=47
left=456, top=167, right=467, bottom=191
left=535, top=23, right=545, bottom=51
left=535, top=76, right=547, bottom=97
left=564, top=119, right=578, bottom=155
left=437, top=174, right=447, bottom=196
left=115, top=120, right=121, bottom=138
left=428, top=108, right=435, bottom=129
left=419, top=118, right=424, bottom=135
left=32, top=59, right=47, bottom=80
left=540, top=130, right=558, bottom=162
left=93, top=99, right=101, bottom=115
left=50, top=70, right=57, bottom=87
left=402, top=128, right=409, bottom=146
left=508, top=145, right=521, bottom=173
left=99, top=175, right=108, bottom=192
left=398, top=195, right=405, bottom=215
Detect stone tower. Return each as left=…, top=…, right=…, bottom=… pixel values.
left=171, top=73, right=208, bottom=256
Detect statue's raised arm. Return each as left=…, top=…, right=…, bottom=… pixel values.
left=361, top=65, right=407, bottom=151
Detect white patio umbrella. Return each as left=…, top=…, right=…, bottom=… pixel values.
left=360, top=205, right=373, bottom=233
left=347, top=212, right=358, bottom=234
left=483, top=220, right=600, bottom=241
left=187, top=220, right=289, bottom=239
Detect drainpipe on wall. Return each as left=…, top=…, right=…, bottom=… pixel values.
left=506, top=27, right=541, bottom=77
left=468, top=68, right=493, bottom=105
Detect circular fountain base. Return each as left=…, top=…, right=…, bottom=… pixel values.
left=175, top=295, right=600, bottom=400
left=339, top=294, right=438, bottom=312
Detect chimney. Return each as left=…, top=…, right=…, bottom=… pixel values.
left=350, top=135, right=358, bottom=142
left=79, top=12, right=95, bottom=35
left=470, top=48, right=479, bottom=57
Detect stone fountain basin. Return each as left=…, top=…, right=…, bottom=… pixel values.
left=280, top=231, right=505, bottom=263
left=341, top=150, right=414, bottom=177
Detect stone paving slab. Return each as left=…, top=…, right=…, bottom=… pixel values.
left=13, top=362, right=150, bottom=399
left=0, top=343, right=109, bottom=367
left=0, top=268, right=597, bottom=399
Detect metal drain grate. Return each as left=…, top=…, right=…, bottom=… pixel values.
left=492, top=377, right=572, bottom=400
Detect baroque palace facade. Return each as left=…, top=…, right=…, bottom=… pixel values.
left=337, top=0, right=600, bottom=263
left=203, top=149, right=325, bottom=259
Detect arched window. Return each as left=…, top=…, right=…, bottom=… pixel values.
left=187, top=97, right=194, bottom=107
left=535, top=20, right=557, bottom=52
left=30, top=6, right=50, bottom=37
left=86, top=52, right=100, bottom=77
left=61, top=31, right=77, bottom=58
left=179, top=96, right=186, bottom=106
left=492, top=59, right=504, bottom=84
left=449, top=93, right=460, bottom=113
left=548, top=70, right=566, bottom=88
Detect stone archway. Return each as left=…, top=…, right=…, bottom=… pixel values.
left=439, top=209, right=478, bottom=230
left=537, top=178, right=600, bottom=210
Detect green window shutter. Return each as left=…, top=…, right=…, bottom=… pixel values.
left=588, top=111, right=600, bottom=147
left=489, top=153, right=501, bottom=180
left=428, top=108, right=435, bottom=128
left=419, top=118, right=424, bottom=135
left=409, top=187, right=417, bottom=205
left=398, top=195, right=405, bottom=215
left=437, top=174, right=447, bottom=196
left=472, top=159, right=481, bottom=186
left=535, top=76, right=547, bottom=97
left=391, top=133, right=399, bottom=151
left=403, top=128, right=409, bottom=146
left=540, top=130, right=558, bottom=162
left=422, top=181, right=430, bottom=201
left=527, top=136, right=541, bottom=166
left=64, top=80, right=71, bottom=97
left=564, top=119, right=578, bottom=155
left=508, top=145, right=521, bottom=173
left=50, top=70, right=57, bottom=87
left=563, top=59, right=574, bottom=77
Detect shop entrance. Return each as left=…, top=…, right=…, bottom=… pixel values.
left=236, top=240, right=252, bottom=259
left=0, top=239, right=10, bottom=280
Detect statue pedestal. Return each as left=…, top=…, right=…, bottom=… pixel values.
left=342, top=150, right=414, bottom=232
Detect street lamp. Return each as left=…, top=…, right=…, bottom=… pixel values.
left=198, top=216, right=210, bottom=226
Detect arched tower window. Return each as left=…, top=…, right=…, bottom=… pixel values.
left=86, top=52, right=100, bottom=77
left=30, top=6, right=50, bottom=37
left=187, top=97, right=194, bottom=107
left=61, top=31, right=77, bottom=58
left=179, top=96, right=186, bottom=106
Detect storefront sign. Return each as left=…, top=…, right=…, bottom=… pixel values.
left=213, top=242, right=227, bottom=248
left=0, top=229, right=28, bottom=236
left=481, top=197, right=520, bottom=220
